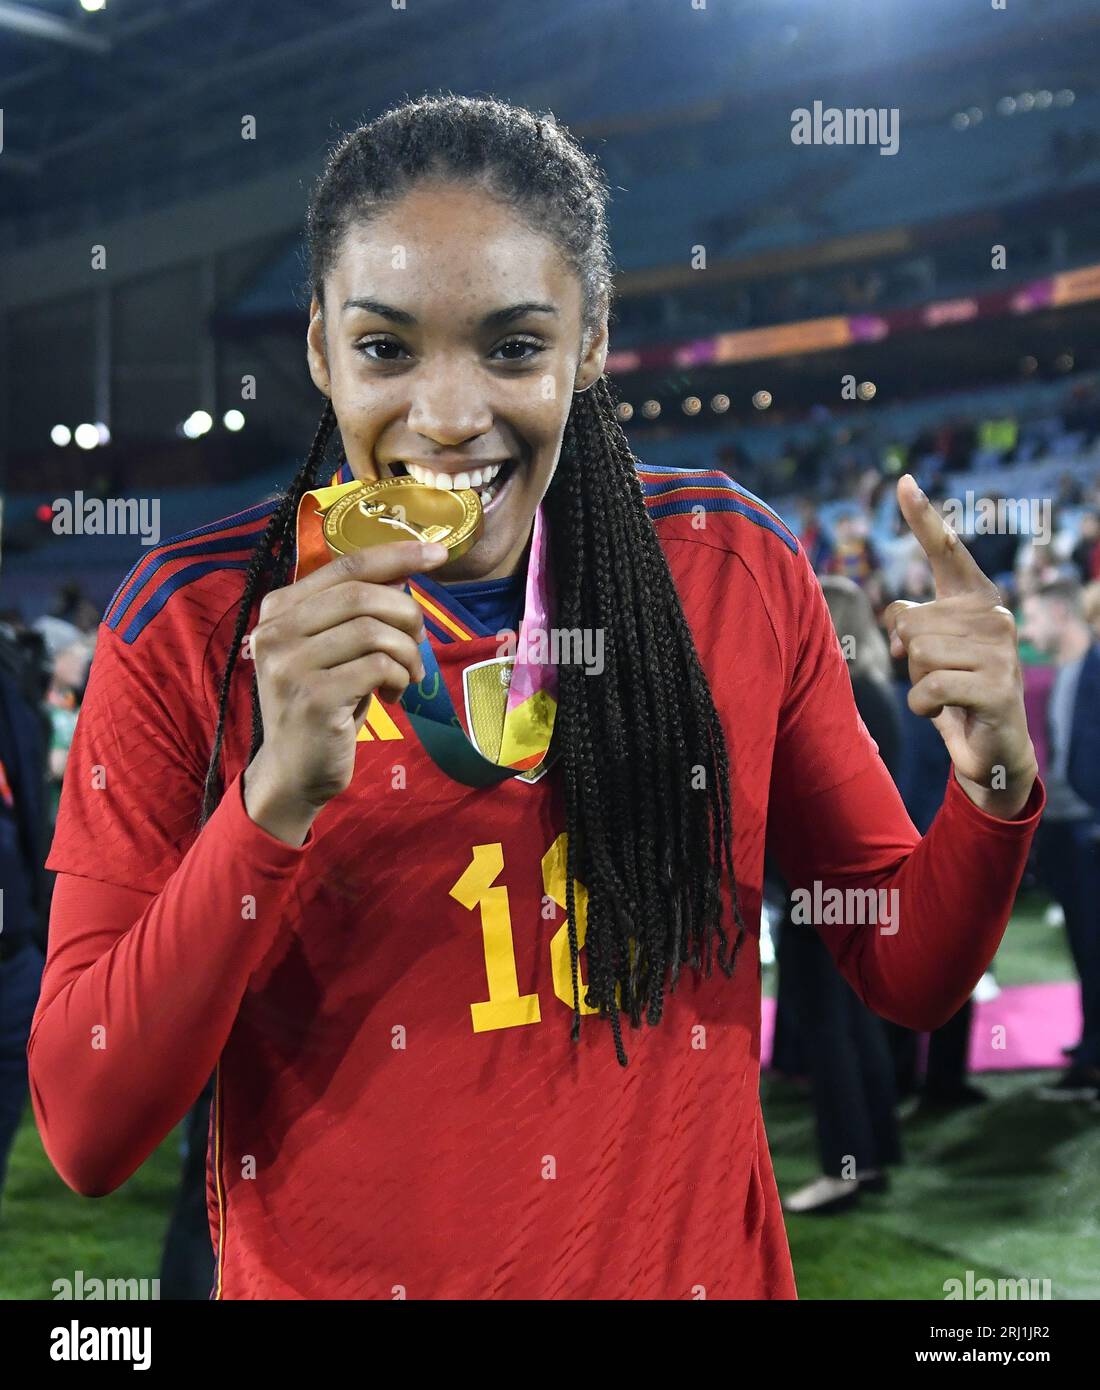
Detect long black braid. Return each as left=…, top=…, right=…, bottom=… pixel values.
left=202, top=94, right=747, bottom=1065
left=200, top=397, right=336, bottom=820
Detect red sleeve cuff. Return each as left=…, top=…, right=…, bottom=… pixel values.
left=220, top=768, right=317, bottom=871
left=942, top=765, right=1046, bottom=833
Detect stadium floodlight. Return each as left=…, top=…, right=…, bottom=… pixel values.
left=996, top=96, right=1017, bottom=116
left=80, top=0, right=107, bottom=11
left=223, top=409, right=245, bottom=431
left=95, top=422, right=110, bottom=445
left=641, top=399, right=661, bottom=419
left=951, top=112, right=970, bottom=131
left=1017, top=92, right=1036, bottom=113
left=1035, top=91, right=1053, bottom=110
left=711, top=394, right=730, bottom=414
left=615, top=402, right=634, bottom=422
left=51, top=424, right=72, bottom=447
left=1054, top=89, right=1075, bottom=107
left=182, top=410, right=213, bottom=439
left=74, top=423, right=99, bottom=450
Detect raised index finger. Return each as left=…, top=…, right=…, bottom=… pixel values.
left=896, top=474, right=993, bottom=600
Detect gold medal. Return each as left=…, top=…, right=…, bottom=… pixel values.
left=319, top=476, right=483, bottom=560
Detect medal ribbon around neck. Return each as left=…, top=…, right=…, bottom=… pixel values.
left=291, top=466, right=559, bottom=787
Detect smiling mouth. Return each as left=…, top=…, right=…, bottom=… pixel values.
left=385, top=458, right=517, bottom=509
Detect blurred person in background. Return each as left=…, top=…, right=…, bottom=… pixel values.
left=1016, top=506, right=1076, bottom=589
left=796, top=497, right=833, bottom=574
left=31, top=619, right=94, bottom=827
left=777, top=576, right=903, bottom=1214
left=1020, top=576, right=1100, bottom=1101
left=1054, top=471, right=1084, bottom=510
left=879, top=515, right=930, bottom=598
left=1015, top=539, right=1060, bottom=595
left=963, top=493, right=1021, bottom=591
left=0, top=621, right=50, bottom=1212
left=1083, top=579, right=1100, bottom=640
left=1072, top=510, right=1100, bottom=585
left=50, top=582, right=101, bottom=637
left=827, top=509, right=883, bottom=612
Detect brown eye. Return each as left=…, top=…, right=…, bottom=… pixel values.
left=492, top=337, right=545, bottom=361
left=355, top=338, right=408, bottom=362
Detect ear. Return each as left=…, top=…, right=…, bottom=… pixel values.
left=306, top=291, right=332, bottom=397
left=574, top=290, right=609, bottom=393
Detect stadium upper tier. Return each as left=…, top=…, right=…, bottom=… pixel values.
left=606, top=96, right=1100, bottom=272
left=4, top=0, right=1095, bottom=252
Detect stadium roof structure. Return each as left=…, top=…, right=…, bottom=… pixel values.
left=2, top=0, right=1099, bottom=253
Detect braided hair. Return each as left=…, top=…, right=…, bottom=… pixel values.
left=202, top=93, right=747, bottom=1065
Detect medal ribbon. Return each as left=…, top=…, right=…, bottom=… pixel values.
left=291, top=472, right=558, bottom=787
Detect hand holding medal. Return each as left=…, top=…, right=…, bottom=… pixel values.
left=241, top=532, right=449, bottom=846
left=244, top=466, right=560, bottom=843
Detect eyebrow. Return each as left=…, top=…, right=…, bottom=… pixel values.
left=341, top=298, right=559, bottom=328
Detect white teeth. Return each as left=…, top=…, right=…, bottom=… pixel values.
left=479, top=462, right=515, bottom=509
left=404, top=460, right=504, bottom=491
left=405, top=461, right=450, bottom=489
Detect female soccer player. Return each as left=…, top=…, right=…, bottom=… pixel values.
left=30, top=94, right=1043, bottom=1299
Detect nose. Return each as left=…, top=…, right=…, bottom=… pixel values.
left=406, top=359, right=494, bottom=446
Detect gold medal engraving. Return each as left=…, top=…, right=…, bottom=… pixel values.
left=320, top=476, right=483, bottom=559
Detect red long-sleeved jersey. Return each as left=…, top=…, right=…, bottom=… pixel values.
left=30, top=463, right=1044, bottom=1299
